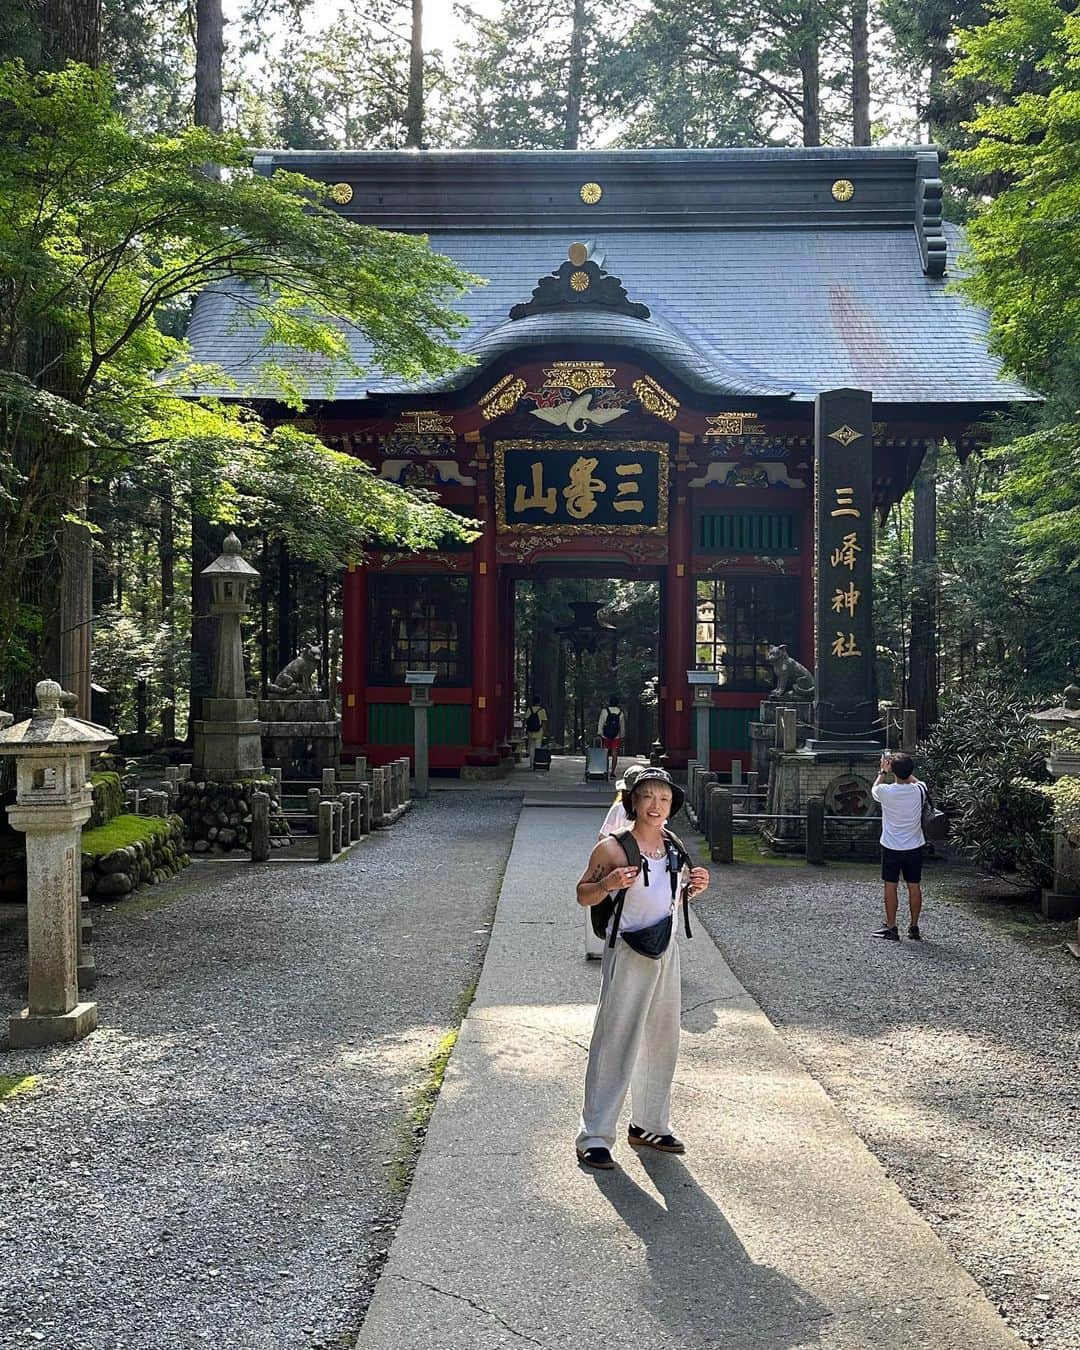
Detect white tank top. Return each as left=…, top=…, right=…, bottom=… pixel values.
left=611, top=849, right=675, bottom=935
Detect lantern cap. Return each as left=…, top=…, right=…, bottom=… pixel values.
left=201, top=532, right=260, bottom=579
left=0, top=680, right=116, bottom=752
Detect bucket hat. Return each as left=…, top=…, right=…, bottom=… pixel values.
left=614, top=763, right=647, bottom=793
left=621, top=767, right=684, bottom=818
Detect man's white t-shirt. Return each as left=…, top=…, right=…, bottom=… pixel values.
left=871, top=780, right=925, bottom=851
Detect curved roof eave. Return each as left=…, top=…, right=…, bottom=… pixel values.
left=372, top=310, right=797, bottom=403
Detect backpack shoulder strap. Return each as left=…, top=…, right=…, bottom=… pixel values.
left=662, top=827, right=692, bottom=868
left=601, top=830, right=640, bottom=948
left=662, top=827, right=694, bottom=941
left=611, top=827, right=641, bottom=868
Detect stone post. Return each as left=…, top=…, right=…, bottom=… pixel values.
left=687, top=670, right=719, bottom=774
left=806, top=796, right=826, bottom=865
left=372, top=768, right=386, bottom=827
left=699, top=771, right=718, bottom=822
left=268, top=766, right=282, bottom=793
left=0, top=680, right=115, bottom=1047
left=406, top=671, right=435, bottom=798
left=318, top=801, right=334, bottom=861
left=321, top=767, right=336, bottom=797
left=708, top=787, right=734, bottom=865
left=779, top=707, right=797, bottom=752
left=307, top=787, right=321, bottom=835
left=332, top=800, right=343, bottom=855
left=354, top=756, right=367, bottom=782
left=347, top=792, right=361, bottom=841
left=357, top=782, right=371, bottom=834
left=177, top=763, right=192, bottom=782
left=400, top=756, right=412, bottom=804
left=901, top=710, right=918, bottom=753
left=730, top=759, right=743, bottom=787
left=251, top=790, right=270, bottom=863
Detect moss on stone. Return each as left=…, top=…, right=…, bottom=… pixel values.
left=0, top=1073, right=40, bottom=1102
left=89, top=771, right=124, bottom=827
left=387, top=979, right=479, bottom=1196
left=82, top=814, right=171, bottom=858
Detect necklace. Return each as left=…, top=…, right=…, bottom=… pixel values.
left=637, top=838, right=667, bottom=860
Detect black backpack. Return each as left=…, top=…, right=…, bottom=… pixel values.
left=589, top=827, right=694, bottom=948
left=525, top=708, right=542, bottom=733
left=602, top=707, right=621, bottom=740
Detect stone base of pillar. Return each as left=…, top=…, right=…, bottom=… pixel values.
left=1041, top=889, right=1080, bottom=921
left=9, top=1001, right=98, bottom=1048
left=763, top=748, right=881, bottom=857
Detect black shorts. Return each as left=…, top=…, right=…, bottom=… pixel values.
left=881, top=846, right=924, bottom=884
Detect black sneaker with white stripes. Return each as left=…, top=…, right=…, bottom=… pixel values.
left=627, top=1124, right=685, bottom=1154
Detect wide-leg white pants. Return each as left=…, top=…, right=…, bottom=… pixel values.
left=576, top=937, right=681, bottom=1153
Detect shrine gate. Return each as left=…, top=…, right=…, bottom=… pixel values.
left=184, top=147, right=1032, bottom=771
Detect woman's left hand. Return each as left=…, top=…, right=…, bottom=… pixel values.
left=687, top=866, right=710, bottom=899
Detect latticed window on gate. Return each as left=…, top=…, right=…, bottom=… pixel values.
left=367, top=575, right=473, bottom=685
left=694, top=578, right=801, bottom=691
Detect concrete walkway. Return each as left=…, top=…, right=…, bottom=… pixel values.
left=355, top=808, right=1024, bottom=1350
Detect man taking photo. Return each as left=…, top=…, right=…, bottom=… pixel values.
left=871, top=751, right=926, bottom=942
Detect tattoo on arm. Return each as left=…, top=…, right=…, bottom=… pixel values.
left=587, top=865, right=604, bottom=883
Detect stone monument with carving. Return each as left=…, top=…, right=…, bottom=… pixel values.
left=259, top=642, right=341, bottom=780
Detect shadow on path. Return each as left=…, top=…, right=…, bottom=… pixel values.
left=590, top=1149, right=827, bottom=1348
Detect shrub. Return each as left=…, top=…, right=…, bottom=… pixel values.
left=919, top=680, right=1054, bottom=888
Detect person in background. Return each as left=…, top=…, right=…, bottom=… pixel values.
left=523, top=695, right=548, bottom=770
left=871, top=751, right=926, bottom=941
left=597, top=696, right=626, bottom=781
left=585, top=763, right=646, bottom=961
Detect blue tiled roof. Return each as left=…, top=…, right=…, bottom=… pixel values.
left=179, top=221, right=1031, bottom=407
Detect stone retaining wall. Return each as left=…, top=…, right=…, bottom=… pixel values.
left=175, top=777, right=290, bottom=854
left=83, top=814, right=190, bottom=901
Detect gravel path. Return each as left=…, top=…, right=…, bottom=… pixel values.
left=694, top=858, right=1080, bottom=1350
left=0, top=792, right=520, bottom=1350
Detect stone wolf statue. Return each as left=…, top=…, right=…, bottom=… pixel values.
left=268, top=644, right=323, bottom=697
left=766, top=644, right=815, bottom=701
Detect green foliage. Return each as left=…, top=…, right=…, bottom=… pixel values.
left=918, top=679, right=1053, bottom=886
left=873, top=448, right=1080, bottom=702
left=448, top=0, right=621, bottom=148
left=604, top=0, right=861, bottom=148
left=242, top=4, right=457, bottom=150
left=0, top=59, right=480, bottom=677
left=953, top=1, right=1080, bottom=387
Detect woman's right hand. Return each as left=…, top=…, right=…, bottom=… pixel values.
left=606, top=866, right=638, bottom=890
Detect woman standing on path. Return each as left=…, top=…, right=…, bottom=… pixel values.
left=574, top=768, right=710, bottom=1170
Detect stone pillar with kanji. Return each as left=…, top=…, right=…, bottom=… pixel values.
left=810, top=388, right=880, bottom=749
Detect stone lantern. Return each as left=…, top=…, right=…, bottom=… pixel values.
left=1030, top=684, right=1080, bottom=934
left=192, top=532, right=264, bottom=777
left=0, top=679, right=115, bottom=1046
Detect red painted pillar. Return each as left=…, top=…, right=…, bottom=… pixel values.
left=499, top=574, right=515, bottom=744
left=342, top=564, right=367, bottom=749
left=664, top=484, right=692, bottom=766
left=471, top=512, right=497, bottom=751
